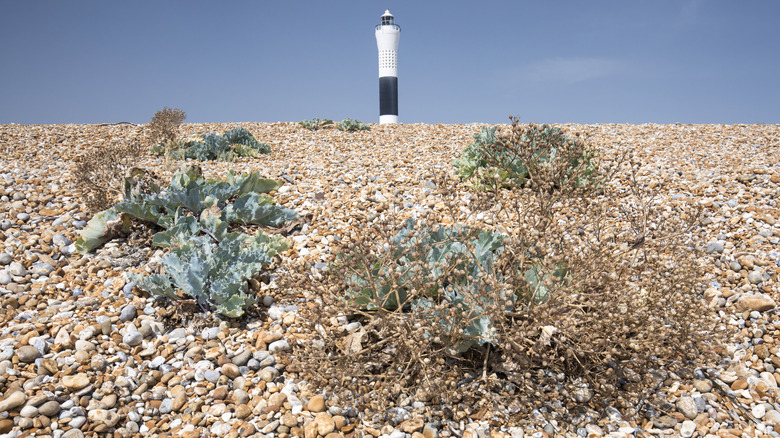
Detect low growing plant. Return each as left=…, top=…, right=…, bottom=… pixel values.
left=336, top=118, right=371, bottom=132
left=151, top=127, right=271, bottom=162
left=296, top=140, right=722, bottom=423
left=76, top=165, right=296, bottom=317
left=299, top=118, right=334, bottom=131
left=453, top=118, right=597, bottom=192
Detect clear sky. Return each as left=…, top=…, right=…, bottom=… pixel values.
left=2, top=1, right=779, bottom=125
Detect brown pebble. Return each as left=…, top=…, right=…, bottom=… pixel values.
left=171, top=391, right=187, bottom=412
left=221, top=363, right=240, bottom=379
left=0, top=419, right=13, bottom=434
left=234, top=404, right=252, bottom=419
left=212, top=386, right=228, bottom=400
left=731, top=378, right=748, bottom=390
left=307, top=394, right=326, bottom=412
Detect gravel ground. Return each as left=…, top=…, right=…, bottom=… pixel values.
left=0, top=122, right=779, bottom=438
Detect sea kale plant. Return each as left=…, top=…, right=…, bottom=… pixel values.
left=297, top=123, right=720, bottom=421
left=298, top=118, right=334, bottom=131
left=76, top=165, right=295, bottom=317
left=336, top=118, right=371, bottom=132
left=151, top=127, right=271, bottom=162
left=453, top=118, right=597, bottom=193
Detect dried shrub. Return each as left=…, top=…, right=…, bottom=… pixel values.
left=71, top=140, right=148, bottom=213
left=149, top=107, right=186, bottom=145
left=292, top=120, right=725, bottom=427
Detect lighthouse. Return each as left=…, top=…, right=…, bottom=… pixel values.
left=375, top=9, right=400, bottom=124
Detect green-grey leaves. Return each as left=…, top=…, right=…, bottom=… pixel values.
left=153, top=127, right=271, bottom=162
left=78, top=165, right=296, bottom=318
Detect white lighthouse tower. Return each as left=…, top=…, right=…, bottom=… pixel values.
left=375, top=9, right=400, bottom=124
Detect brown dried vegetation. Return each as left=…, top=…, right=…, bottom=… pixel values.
left=292, top=119, right=727, bottom=425
left=148, top=106, right=186, bottom=146
left=71, top=139, right=146, bottom=213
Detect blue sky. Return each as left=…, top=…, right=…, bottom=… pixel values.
left=1, top=1, right=779, bottom=125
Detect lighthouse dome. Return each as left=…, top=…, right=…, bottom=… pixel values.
left=381, top=10, right=395, bottom=26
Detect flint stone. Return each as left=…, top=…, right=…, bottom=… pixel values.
left=269, top=339, right=290, bottom=352
left=88, top=409, right=120, bottom=427
left=17, top=345, right=41, bottom=363
left=0, top=253, right=12, bottom=265
left=52, top=234, right=72, bottom=248
left=737, top=294, right=776, bottom=312
left=231, top=349, right=252, bottom=366
left=680, top=420, right=696, bottom=437
left=704, top=241, right=724, bottom=254
left=748, top=270, right=764, bottom=284
left=62, top=373, right=90, bottom=391
left=167, top=328, right=186, bottom=342
left=123, top=331, right=143, bottom=347
left=30, top=261, right=56, bottom=276
left=0, top=390, right=26, bottom=412
left=119, top=304, right=136, bottom=322
left=8, top=262, right=26, bottom=277
left=677, top=396, right=698, bottom=419
left=39, top=400, right=62, bottom=416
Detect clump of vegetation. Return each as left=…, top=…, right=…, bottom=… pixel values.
left=151, top=127, right=271, bottom=162
left=299, top=118, right=334, bottom=131
left=71, top=140, right=149, bottom=213
left=148, top=107, right=186, bottom=167
left=453, top=118, right=597, bottom=192
left=76, top=165, right=295, bottom=317
left=295, top=120, right=721, bottom=423
left=149, top=107, right=186, bottom=145
left=336, top=118, right=371, bottom=132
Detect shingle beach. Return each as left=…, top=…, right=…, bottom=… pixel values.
left=1, top=122, right=779, bottom=438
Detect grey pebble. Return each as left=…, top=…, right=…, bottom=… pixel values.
left=123, top=331, right=143, bottom=347
left=269, top=339, right=290, bottom=352
left=167, top=328, right=186, bottom=342
left=8, top=261, right=27, bottom=277
left=748, top=270, right=764, bottom=284
left=52, top=234, right=72, bottom=248
left=0, top=270, right=11, bottom=285
left=0, top=252, right=12, bottom=265
left=231, top=349, right=252, bottom=366
left=119, top=304, right=137, bottom=322
left=159, top=398, right=174, bottom=414
left=204, top=370, right=221, bottom=383
left=705, top=241, right=725, bottom=254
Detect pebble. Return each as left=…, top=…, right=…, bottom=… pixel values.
left=308, top=394, right=326, bottom=412
left=737, top=294, right=776, bottom=312
left=269, top=339, right=290, bottom=352
left=38, top=400, right=61, bottom=416
left=677, top=395, right=698, bottom=420
left=0, top=391, right=26, bottom=412
left=123, top=331, right=143, bottom=347
left=8, top=261, right=27, bottom=276
left=119, top=304, right=137, bottom=322
left=680, top=420, right=697, bottom=437
left=87, top=409, right=120, bottom=428
left=62, top=373, right=90, bottom=391
left=16, top=345, right=41, bottom=363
